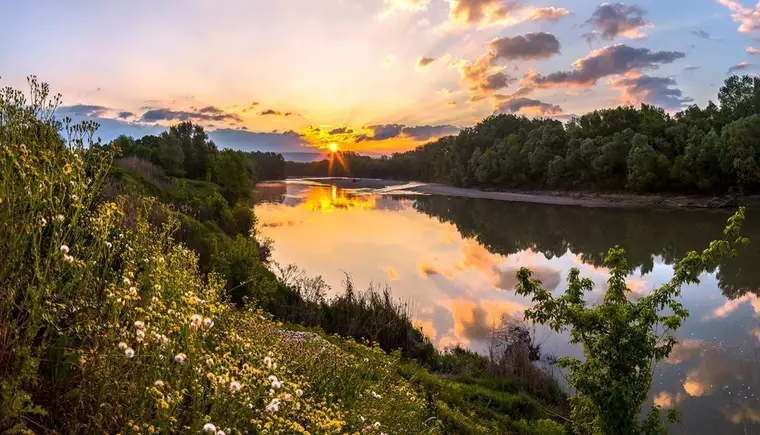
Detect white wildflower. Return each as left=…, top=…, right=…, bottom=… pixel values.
left=174, top=353, right=187, bottom=364
left=154, top=284, right=161, bottom=290
left=71, top=194, right=78, bottom=201
left=206, top=358, right=214, bottom=366
left=124, top=348, right=135, bottom=359
left=154, top=380, right=164, bottom=388
left=296, top=389, right=303, bottom=397
left=151, top=296, right=159, bottom=303
left=136, top=330, right=145, bottom=342
left=190, top=314, right=202, bottom=328
left=118, top=342, right=127, bottom=350
left=203, top=317, right=214, bottom=328
left=63, top=254, right=74, bottom=263
left=268, top=375, right=278, bottom=383
left=134, top=321, right=144, bottom=329
left=374, top=422, right=381, bottom=428
left=59, top=245, right=69, bottom=254
left=55, top=214, right=64, bottom=222
left=284, top=393, right=292, bottom=401
left=123, top=277, right=131, bottom=285
left=265, top=398, right=281, bottom=413
left=105, top=241, right=112, bottom=248
left=230, top=381, right=242, bottom=392
left=129, top=286, right=138, bottom=296
left=40, top=217, right=47, bottom=227
left=371, top=391, right=382, bottom=399
left=216, top=431, right=226, bottom=435
left=272, top=380, right=281, bottom=389
left=202, top=423, right=216, bottom=433
left=263, top=356, right=272, bottom=368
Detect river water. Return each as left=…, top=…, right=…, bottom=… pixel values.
left=253, top=178, right=760, bottom=434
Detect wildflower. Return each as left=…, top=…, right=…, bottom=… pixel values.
left=40, top=217, right=47, bottom=227
left=374, top=422, right=381, bottom=429
left=206, top=358, right=214, bottom=366
left=124, top=277, right=131, bottom=285
left=136, top=330, right=145, bottom=342
left=118, top=342, right=128, bottom=350
left=151, top=296, right=159, bottom=303
left=174, top=353, right=187, bottom=364
left=272, top=380, right=281, bottom=389
left=202, top=423, right=216, bottom=433
left=125, top=348, right=135, bottom=358
left=203, top=317, right=214, bottom=328
left=371, top=391, right=381, bottom=399
left=268, top=351, right=274, bottom=357
left=154, top=380, right=164, bottom=388
left=359, top=416, right=365, bottom=423
left=154, top=284, right=161, bottom=290
left=134, top=321, right=144, bottom=329
left=295, top=389, right=303, bottom=397
left=129, top=287, right=138, bottom=296
left=206, top=373, right=215, bottom=381
left=105, top=241, right=112, bottom=248
left=55, top=214, right=64, bottom=222
left=158, top=257, right=165, bottom=263
left=63, top=254, right=74, bottom=263
left=216, top=431, right=226, bottom=435
left=71, top=194, right=78, bottom=201
left=265, top=398, right=281, bottom=413
left=284, top=393, right=292, bottom=401
left=190, top=314, right=202, bottom=328
left=263, top=356, right=272, bottom=368
left=268, top=375, right=278, bottom=383
left=63, top=163, right=73, bottom=175
left=60, top=245, right=69, bottom=254
left=230, top=381, right=242, bottom=393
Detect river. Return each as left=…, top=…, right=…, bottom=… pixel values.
left=253, top=178, right=760, bottom=434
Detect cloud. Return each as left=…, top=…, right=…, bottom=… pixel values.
left=521, top=44, right=686, bottom=88
left=402, top=124, right=460, bottom=140
left=493, top=96, right=563, bottom=115
left=446, top=0, right=570, bottom=28
left=718, top=0, right=760, bottom=34
left=727, top=61, right=754, bottom=74
left=380, top=0, right=429, bottom=17
left=748, top=46, right=760, bottom=55
left=258, top=109, right=294, bottom=116
left=447, top=0, right=522, bottom=27
left=364, top=124, right=461, bottom=141
left=418, top=262, right=442, bottom=278
left=529, top=6, right=571, bottom=22
left=366, top=124, right=405, bottom=140
left=691, top=29, right=713, bottom=39
left=610, top=74, right=693, bottom=109
left=415, top=56, right=437, bottom=71
left=584, top=2, right=652, bottom=42
left=459, top=57, right=514, bottom=98
left=140, top=106, right=242, bottom=123
left=385, top=266, right=400, bottom=280
left=57, top=104, right=110, bottom=118
left=683, top=66, right=700, bottom=71
left=487, top=32, right=561, bottom=61
left=117, top=111, right=135, bottom=119
left=328, top=127, right=353, bottom=134
left=208, top=128, right=310, bottom=153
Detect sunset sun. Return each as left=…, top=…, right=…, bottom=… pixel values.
left=329, top=143, right=338, bottom=152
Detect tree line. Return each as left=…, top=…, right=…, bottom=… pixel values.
left=287, top=75, right=760, bottom=195
left=109, top=121, right=286, bottom=203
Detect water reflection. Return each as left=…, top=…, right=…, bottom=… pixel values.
left=254, top=180, right=760, bottom=434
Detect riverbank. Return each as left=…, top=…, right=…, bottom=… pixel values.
left=284, top=177, right=760, bottom=209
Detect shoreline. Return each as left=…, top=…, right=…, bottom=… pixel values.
left=277, top=177, right=760, bottom=209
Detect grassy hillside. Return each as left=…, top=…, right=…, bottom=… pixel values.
left=0, top=80, right=565, bottom=433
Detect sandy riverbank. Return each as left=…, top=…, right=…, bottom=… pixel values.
left=281, top=177, right=759, bottom=209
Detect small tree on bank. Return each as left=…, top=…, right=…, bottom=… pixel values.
left=516, top=208, right=748, bottom=435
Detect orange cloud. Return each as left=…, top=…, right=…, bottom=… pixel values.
left=385, top=266, right=400, bottom=280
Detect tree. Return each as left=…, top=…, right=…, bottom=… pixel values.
left=718, top=75, right=760, bottom=122
left=516, top=208, right=748, bottom=435
left=626, top=134, right=669, bottom=192
left=719, top=115, right=760, bottom=192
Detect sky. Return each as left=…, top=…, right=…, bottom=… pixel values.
left=1, top=0, right=759, bottom=155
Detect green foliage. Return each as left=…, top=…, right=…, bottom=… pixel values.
left=515, top=208, right=748, bottom=435
left=287, top=75, right=760, bottom=196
